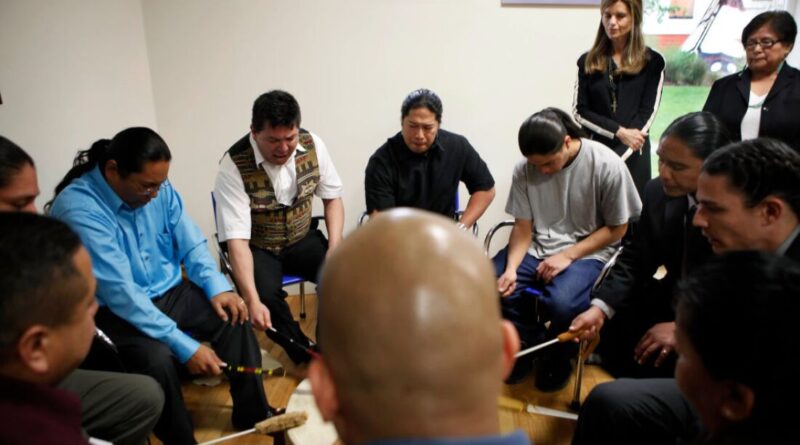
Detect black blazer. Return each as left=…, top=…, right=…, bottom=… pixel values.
left=786, top=233, right=800, bottom=261
left=593, top=178, right=712, bottom=313
left=573, top=48, right=665, bottom=152
left=703, top=64, right=800, bottom=152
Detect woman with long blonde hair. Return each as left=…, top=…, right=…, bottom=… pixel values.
left=573, top=0, right=665, bottom=198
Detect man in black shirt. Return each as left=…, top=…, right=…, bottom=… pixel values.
left=364, top=89, right=495, bottom=229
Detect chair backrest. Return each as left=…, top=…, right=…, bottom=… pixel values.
left=483, top=219, right=515, bottom=255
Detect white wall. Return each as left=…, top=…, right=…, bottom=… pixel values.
left=1, top=0, right=601, bottom=243
left=139, top=0, right=600, bottom=240
left=0, top=0, right=157, bottom=207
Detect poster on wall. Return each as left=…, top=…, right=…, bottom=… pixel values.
left=502, top=0, right=600, bottom=5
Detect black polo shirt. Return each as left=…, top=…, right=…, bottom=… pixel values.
left=364, top=129, right=495, bottom=217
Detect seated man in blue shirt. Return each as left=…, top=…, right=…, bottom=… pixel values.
left=50, top=127, right=279, bottom=444
left=365, top=89, right=495, bottom=229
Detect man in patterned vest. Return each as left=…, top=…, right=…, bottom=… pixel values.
left=214, top=90, right=344, bottom=364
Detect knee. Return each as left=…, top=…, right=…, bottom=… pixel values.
left=582, top=379, right=640, bottom=417
left=544, top=297, right=585, bottom=325
left=129, top=374, right=165, bottom=419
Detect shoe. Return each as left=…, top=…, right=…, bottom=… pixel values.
left=232, top=406, right=286, bottom=430
left=267, top=406, right=287, bottom=417
left=505, top=355, right=533, bottom=384
left=534, top=356, right=572, bottom=392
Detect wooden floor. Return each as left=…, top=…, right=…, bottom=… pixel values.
left=150, top=293, right=613, bottom=445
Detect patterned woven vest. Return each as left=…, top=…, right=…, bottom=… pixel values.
left=229, top=130, right=320, bottom=253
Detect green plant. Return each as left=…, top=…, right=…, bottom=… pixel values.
left=664, top=50, right=708, bottom=85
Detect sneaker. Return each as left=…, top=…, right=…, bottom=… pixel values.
left=534, top=356, right=572, bottom=392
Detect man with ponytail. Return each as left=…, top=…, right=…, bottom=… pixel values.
left=494, top=108, right=640, bottom=391
left=50, top=128, right=280, bottom=444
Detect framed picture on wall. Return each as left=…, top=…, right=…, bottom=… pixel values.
left=502, top=0, right=600, bottom=5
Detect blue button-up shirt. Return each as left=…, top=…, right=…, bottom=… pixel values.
left=50, top=166, right=231, bottom=363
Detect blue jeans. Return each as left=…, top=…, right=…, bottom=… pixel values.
left=493, top=246, right=603, bottom=358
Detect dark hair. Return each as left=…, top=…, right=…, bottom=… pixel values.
left=677, top=251, right=800, bottom=432
left=702, top=138, right=800, bottom=217
left=0, top=136, right=35, bottom=188
left=518, top=107, right=586, bottom=156
left=742, top=10, right=797, bottom=47
left=401, top=89, right=443, bottom=123
left=660, top=112, right=733, bottom=160
left=0, top=213, right=87, bottom=353
left=52, top=127, right=171, bottom=198
left=251, top=90, right=301, bottom=132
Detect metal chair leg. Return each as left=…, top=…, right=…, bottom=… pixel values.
left=299, top=281, right=306, bottom=320
left=569, top=340, right=586, bottom=411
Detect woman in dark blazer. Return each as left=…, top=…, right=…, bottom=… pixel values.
left=704, top=11, right=799, bottom=152
left=573, top=0, right=665, bottom=198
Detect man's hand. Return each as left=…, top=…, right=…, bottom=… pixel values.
left=569, top=306, right=607, bottom=341
left=247, top=300, right=272, bottom=331
left=211, top=291, right=249, bottom=325
left=616, top=127, right=647, bottom=151
left=634, top=322, right=676, bottom=367
left=497, top=270, right=517, bottom=297
left=186, top=344, right=225, bottom=376
left=536, top=252, right=573, bottom=283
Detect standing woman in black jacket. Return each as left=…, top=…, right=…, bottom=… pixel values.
left=573, top=0, right=665, bottom=198
left=703, top=11, right=799, bottom=152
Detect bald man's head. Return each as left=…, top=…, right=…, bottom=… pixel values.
left=310, top=209, right=518, bottom=443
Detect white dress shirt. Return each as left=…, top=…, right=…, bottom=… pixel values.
left=213, top=132, right=343, bottom=242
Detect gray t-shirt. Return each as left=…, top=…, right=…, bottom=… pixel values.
left=505, top=138, right=642, bottom=263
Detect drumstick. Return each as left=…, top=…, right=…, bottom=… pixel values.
left=221, top=363, right=284, bottom=376
left=197, top=412, right=308, bottom=445
left=268, top=327, right=322, bottom=359
left=515, top=330, right=583, bottom=358
left=620, top=147, right=634, bottom=161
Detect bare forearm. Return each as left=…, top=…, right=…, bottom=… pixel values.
left=459, top=188, right=496, bottom=228
left=227, top=239, right=260, bottom=304
left=323, top=197, right=344, bottom=250
left=562, top=223, right=627, bottom=261
left=505, top=219, right=533, bottom=273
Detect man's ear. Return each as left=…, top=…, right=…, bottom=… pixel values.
left=760, top=196, right=785, bottom=225
left=308, top=357, right=340, bottom=422
left=500, top=320, right=521, bottom=381
left=719, top=381, right=755, bottom=423
left=16, top=325, right=51, bottom=375
left=104, top=159, right=119, bottom=180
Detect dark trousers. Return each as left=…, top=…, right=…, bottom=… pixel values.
left=251, top=229, right=327, bottom=362
left=96, top=281, right=270, bottom=445
left=572, top=378, right=702, bottom=445
left=613, top=140, right=652, bottom=200
left=58, top=369, right=164, bottom=445
left=598, top=280, right=677, bottom=378
left=493, top=247, right=603, bottom=362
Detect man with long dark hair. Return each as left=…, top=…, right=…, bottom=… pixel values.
left=49, top=127, right=281, bottom=444
left=495, top=108, right=640, bottom=391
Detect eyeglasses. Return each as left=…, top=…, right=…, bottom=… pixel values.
left=744, top=38, right=782, bottom=50
left=136, top=180, right=168, bottom=196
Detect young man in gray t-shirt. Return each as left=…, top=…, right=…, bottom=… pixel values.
left=494, top=108, right=641, bottom=391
